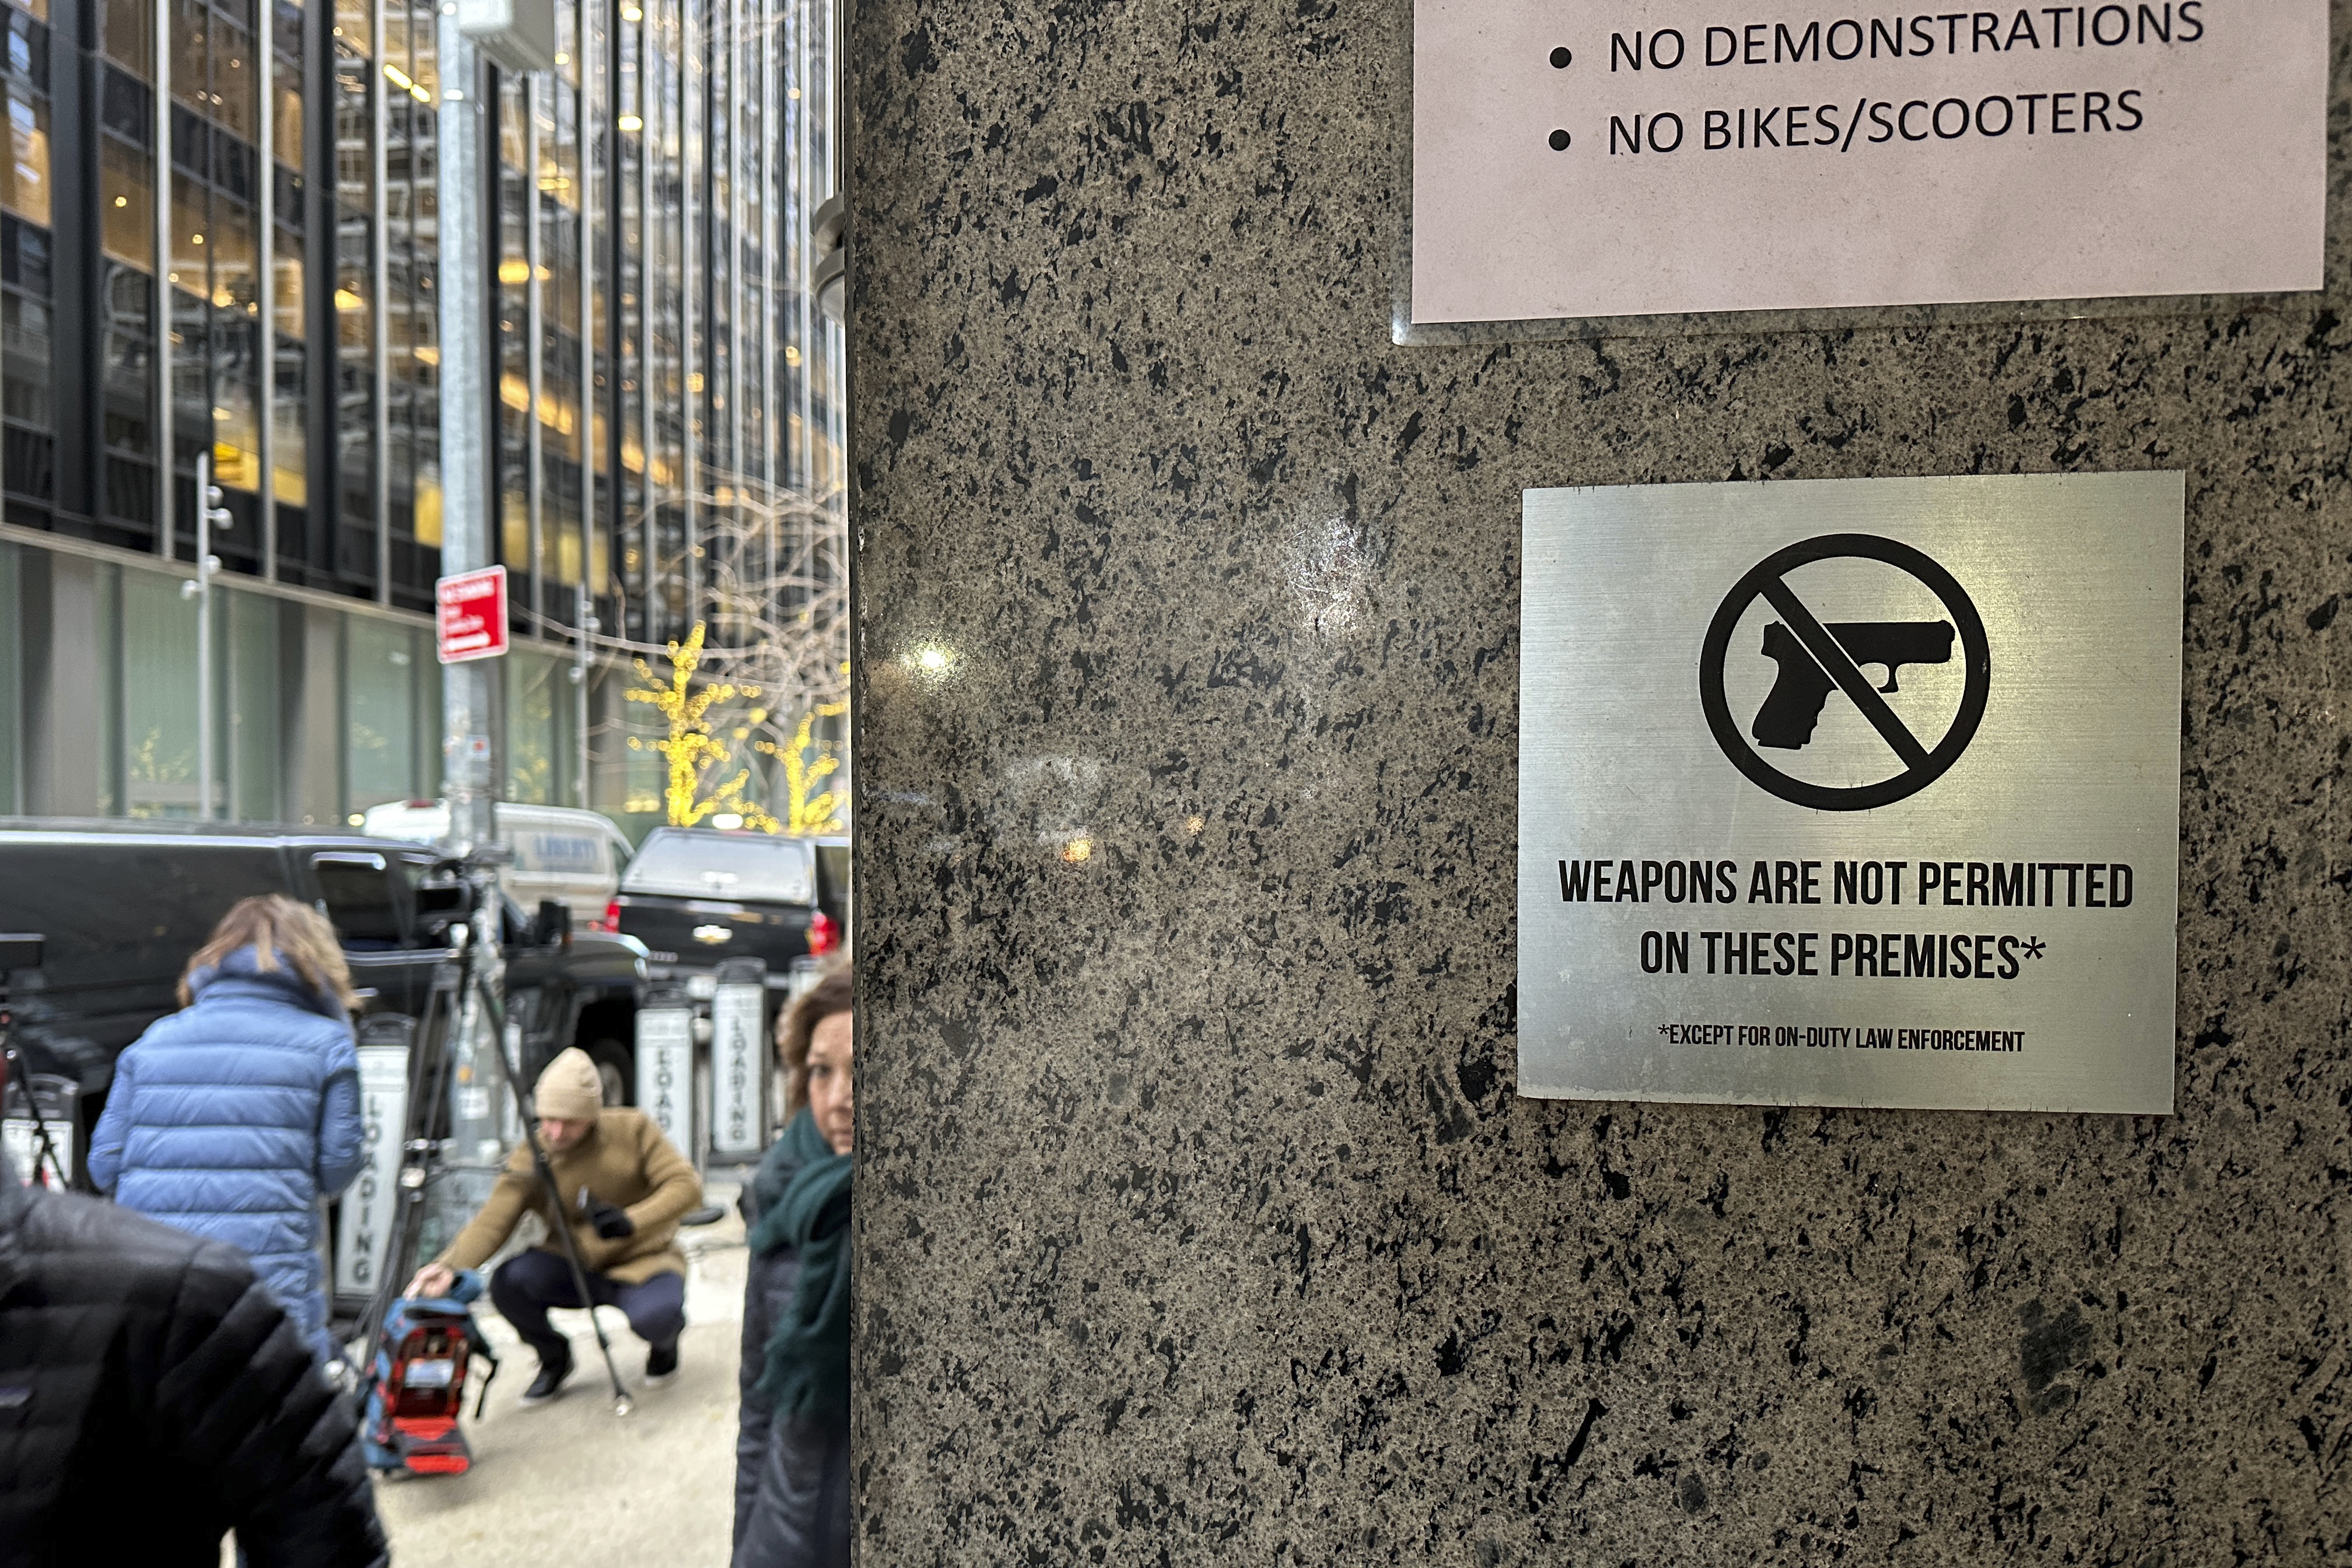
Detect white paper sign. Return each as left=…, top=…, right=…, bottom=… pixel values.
left=333, top=1043, right=411, bottom=1295
left=1412, top=0, right=2324, bottom=322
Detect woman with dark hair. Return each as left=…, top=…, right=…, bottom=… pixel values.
left=732, top=961, right=854, bottom=1568
left=86, top=892, right=367, bottom=1366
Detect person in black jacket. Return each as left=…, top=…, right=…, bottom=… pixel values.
left=0, top=1147, right=388, bottom=1567
left=733, top=961, right=854, bottom=1568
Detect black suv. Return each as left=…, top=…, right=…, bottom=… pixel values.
left=606, top=828, right=848, bottom=987
left=0, top=818, right=648, bottom=1171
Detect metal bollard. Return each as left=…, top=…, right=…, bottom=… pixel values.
left=635, top=984, right=698, bottom=1163
left=706, top=957, right=769, bottom=1160
left=332, top=1014, right=415, bottom=1297
left=2, top=1070, right=77, bottom=1190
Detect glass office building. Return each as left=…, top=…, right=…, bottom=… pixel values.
left=0, top=0, right=846, bottom=825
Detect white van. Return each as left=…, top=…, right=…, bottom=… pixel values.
left=359, top=800, right=636, bottom=923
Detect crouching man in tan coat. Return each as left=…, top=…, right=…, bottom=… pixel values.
left=407, top=1047, right=704, bottom=1404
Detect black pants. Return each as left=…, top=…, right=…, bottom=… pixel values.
left=734, top=1409, right=852, bottom=1568
left=489, top=1249, right=686, bottom=1362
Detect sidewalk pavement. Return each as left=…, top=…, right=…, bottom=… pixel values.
left=372, top=1190, right=748, bottom=1567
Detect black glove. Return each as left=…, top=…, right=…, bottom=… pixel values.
left=579, top=1191, right=636, bottom=1240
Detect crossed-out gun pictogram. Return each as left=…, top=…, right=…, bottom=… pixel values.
left=1752, top=618, right=1956, bottom=752
left=1698, top=533, right=1990, bottom=812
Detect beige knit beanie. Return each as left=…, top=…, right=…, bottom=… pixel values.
left=534, top=1047, right=605, bottom=1123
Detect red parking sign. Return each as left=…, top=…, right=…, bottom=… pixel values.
left=436, top=566, right=510, bottom=663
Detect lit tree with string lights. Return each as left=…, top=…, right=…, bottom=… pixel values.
left=613, top=474, right=849, bottom=831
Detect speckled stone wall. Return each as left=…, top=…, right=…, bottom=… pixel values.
left=845, top=0, right=2352, bottom=1560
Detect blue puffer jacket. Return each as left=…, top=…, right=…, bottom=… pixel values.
left=87, top=947, right=365, bottom=1362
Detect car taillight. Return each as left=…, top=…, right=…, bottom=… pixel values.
left=594, top=897, right=621, bottom=933
left=807, top=909, right=839, bottom=957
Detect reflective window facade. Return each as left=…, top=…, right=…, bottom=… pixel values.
left=0, top=0, right=844, bottom=823
left=488, top=0, right=846, bottom=649
left=0, top=0, right=841, bottom=631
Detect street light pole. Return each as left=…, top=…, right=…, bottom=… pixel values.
left=438, top=21, right=496, bottom=853
left=183, top=453, right=232, bottom=820
left=572, top=585, right=597, bottom=807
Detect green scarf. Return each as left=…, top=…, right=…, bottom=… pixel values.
left=747, top=1108, right=852, bottom=1418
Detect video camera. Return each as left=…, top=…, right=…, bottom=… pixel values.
left=414, top=844, right=513, bottom=909
left=411, top=845, right=570, bottom=951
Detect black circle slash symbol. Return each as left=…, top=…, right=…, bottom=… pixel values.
left=1698, top=533, right=1991, bottom=811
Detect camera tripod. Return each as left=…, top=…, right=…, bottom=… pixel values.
left=0, top=932, right=66, bottom=1192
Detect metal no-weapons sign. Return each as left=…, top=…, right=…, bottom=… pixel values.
left=1517, top=473, right=2182, bottom=1113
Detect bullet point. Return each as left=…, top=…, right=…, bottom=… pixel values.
left=1548, top=128, right=1571, bottom=150
left=1550, top=46, right=1572, bottom=67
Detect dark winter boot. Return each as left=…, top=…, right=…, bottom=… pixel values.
left=519, top=1348, right=573, bottom=1407
left=644, top=1340, right=680, bottom=1387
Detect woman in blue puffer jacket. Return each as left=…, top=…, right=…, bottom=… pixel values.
left=89, top=892, right=366, bottom=1366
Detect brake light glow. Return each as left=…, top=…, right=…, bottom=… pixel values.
left=807, top=909, right=839, bottom=957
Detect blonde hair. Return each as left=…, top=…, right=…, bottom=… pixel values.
left=179, top=893, right=363, bottom=1012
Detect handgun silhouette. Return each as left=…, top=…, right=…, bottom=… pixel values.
left=1752, top=621, right=1955, bottom=750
